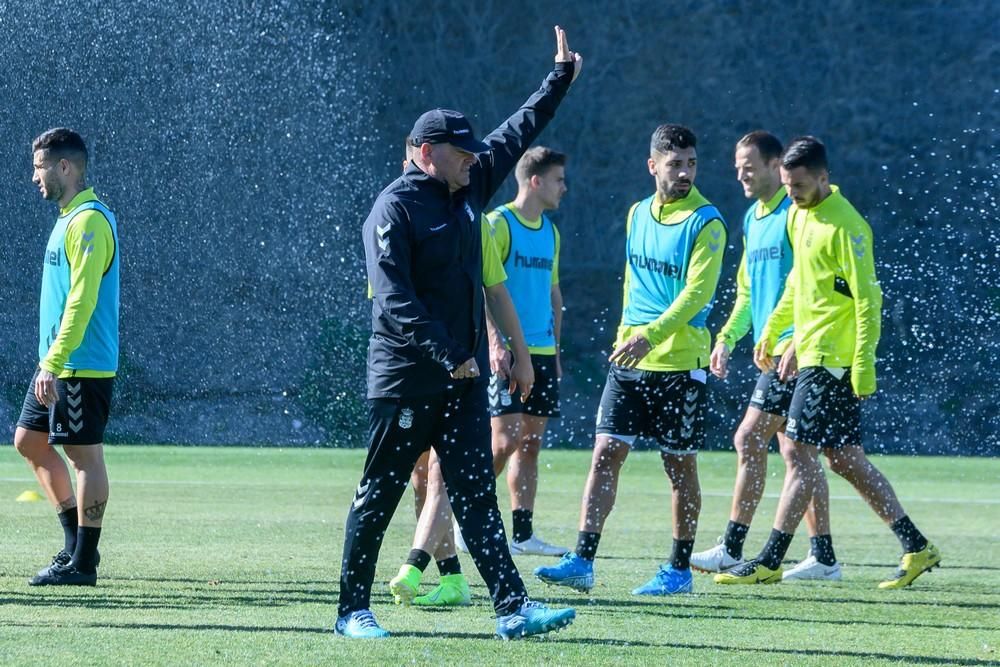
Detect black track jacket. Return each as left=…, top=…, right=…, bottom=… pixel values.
left=363, top=62, right=574, bottom=398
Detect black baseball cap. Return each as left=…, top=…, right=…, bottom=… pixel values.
left=409, top=109, right=489, bottom=154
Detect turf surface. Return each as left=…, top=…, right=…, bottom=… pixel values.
left=1, top=446, right=997, bottom=666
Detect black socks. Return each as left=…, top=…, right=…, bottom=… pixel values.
left=435, top=555, right=462, bottom=576
left=890, top=515, right=928, bottom=553
left=670, top=539, right=695, bottom=570
left=723, top=521, right=750, bottom=560
left=810, top=534, right=837, bottom=566
left=574, top=531, right=601, bottom=561
left=58, top=507, right=78, bottom=553
left=406, top=548, right=432, bottom=572
left=408, top=549, right=463, bottom=576
left=511, top=509, right=533, bottom=544
left=72, top=526, right=102, bottom=573
left=757, top=529, right=794, bottom=570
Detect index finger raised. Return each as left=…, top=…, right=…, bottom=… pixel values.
left=554, top=25, right=568, bottom=57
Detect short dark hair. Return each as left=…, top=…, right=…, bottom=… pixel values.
left=650, top=124, right=696, bottom=155
left=737, top=130, right=783, bottom=162
left=515, top=146, right=567, bottom=184
left=782, top=136, right=828, bottom=172
left=32, top=127, right=88, bottom=168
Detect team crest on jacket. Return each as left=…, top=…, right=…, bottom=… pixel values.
left=463, top=202, right=474, bottom=222
left=398, top=407, right=415, bottom=429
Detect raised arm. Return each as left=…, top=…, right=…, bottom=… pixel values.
left=474, top=26, right=582, bottom=205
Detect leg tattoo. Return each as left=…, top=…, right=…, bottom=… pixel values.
left=83, top=500, right=107, bottom=522
left=56, top=498, right=77, bottom=513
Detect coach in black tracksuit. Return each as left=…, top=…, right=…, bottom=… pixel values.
left=337, top=57, right=577, bottom=620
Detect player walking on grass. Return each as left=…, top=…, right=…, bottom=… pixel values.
left=535, top=124, right=726, bottom=596
left=337, top=27, right=582, bottom=640
left=692, top=131, right=841, bottom=582
left=15, top=128, right=119, bottom=587
left=715, top=136, right=941, bottom=588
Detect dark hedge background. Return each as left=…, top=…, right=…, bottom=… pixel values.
left=1, top=1, right=997, bottom=454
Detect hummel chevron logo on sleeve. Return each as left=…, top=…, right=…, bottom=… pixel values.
left=851, top=233, right=865, bottom=258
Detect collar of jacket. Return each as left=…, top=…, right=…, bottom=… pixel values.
left=404, top=162, right=469, bottom=200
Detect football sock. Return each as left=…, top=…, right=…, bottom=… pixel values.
left=670, top=538, right=695, bottom=570
left=406, top=548, right=432, bottom=572
left=72, top=526, right=102, bottom=573
left=810, top=534, right=837, bottom=566
left=511, top=509, right=533, bottom=543
left=723, top=520, right=750, bottom=560
left=890, top=515, right=928, bottom=553
left=58, top=507, right=78, bottom=553
left=435, top=555, right=462, bottom=576
left=574, top=531, right=601, bottom=561
left=757, top=529, right=793, bottom=570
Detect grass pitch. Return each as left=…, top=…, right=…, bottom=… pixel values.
left=1, top=446, right=998, bottom=666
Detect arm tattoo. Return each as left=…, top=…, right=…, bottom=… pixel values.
left=56, top=498, right=77, bottom=513
left=83, top=500, right=107, bottom=521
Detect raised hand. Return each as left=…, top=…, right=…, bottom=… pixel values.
left=554, top=25, right=583, bottom=83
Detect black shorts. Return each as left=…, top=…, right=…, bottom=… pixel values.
left=748, top=358, right=796, bottom=418
left=488, top=354, right=560, bottom=418
left=786, top=366, right=861, bottom=449
left=595, top=365, right=707, bottom=453
left=17, top=369, right=114, bottom=446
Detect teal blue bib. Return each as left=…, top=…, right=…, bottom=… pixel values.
left=623, top=196, right=723, bottom=329
left=744, top=195, right=793, bottom=344
left=39, top=199, right=120, bottom=372
left=495, top=206, right=556, bottom=349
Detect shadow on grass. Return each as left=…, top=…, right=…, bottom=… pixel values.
left=720, top=592, right=1000, bottom=611
left=840, top=561, right=1000, bottom=573
left=4, top=619, right=996, bottom=663
left=591, top=555, right=1000, bottom=573
left=630, top=641, right=1000, bottom=666
left=391, top=630, right=660, bottom=646
left=0, top=589, right=330, bottom=611
left=4, top=621, right=330, bottom=634
left=107, top=577, right=338, bottom=586
left=524, top=589, right=1000, bottom=613
left=618, top=604, right=1000, bottom=633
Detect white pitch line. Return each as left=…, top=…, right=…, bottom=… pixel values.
left=1, top=476, right=998, bottom=504
left=701, top=491, right=1000, bottom=505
